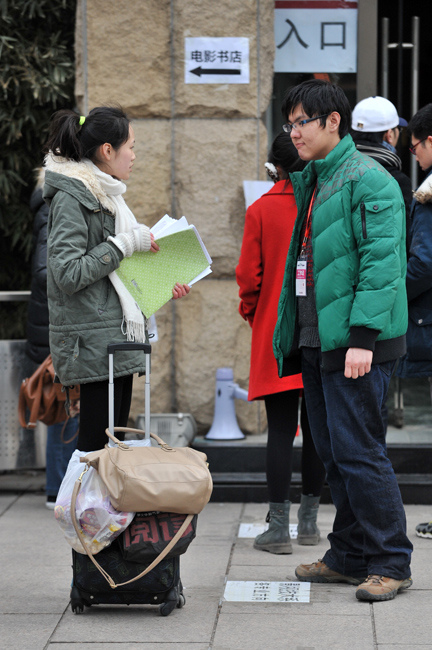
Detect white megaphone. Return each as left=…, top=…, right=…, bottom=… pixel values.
left=205, top=367, right=249, bottom=440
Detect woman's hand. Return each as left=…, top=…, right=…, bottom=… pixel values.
left=150, top=233, right=160, bottom=252
left=172, top=282, right=191, bottom=300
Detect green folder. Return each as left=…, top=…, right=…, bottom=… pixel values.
left=116, top=226, right=212, bottom=318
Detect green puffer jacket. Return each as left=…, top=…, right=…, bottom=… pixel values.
left=273, top=135, right=408, bottom=376
left=43, top=155, right=146, bottom=385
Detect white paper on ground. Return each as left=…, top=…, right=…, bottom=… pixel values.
left=238, top=522, right=298, bottom=539
left=224, top=581, right=310, bottom=603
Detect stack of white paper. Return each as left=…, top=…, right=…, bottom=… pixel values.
left=151, top=215, right=212, bottom=285
left=116, top=214, right=212, bottom=317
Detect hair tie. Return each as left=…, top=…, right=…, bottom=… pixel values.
left=265, top=162, right=279, bottom=183
left=79, top=116, right=86, bottom=126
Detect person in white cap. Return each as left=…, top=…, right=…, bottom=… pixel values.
left=351, top=96, right=412, bottom=218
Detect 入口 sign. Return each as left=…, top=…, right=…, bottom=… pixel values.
left=274, top=0, right=358, bottom=73
left=185, top=37, right=249, bottom=84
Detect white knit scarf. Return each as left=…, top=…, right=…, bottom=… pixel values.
left=83, top=160, right=146, bottom=342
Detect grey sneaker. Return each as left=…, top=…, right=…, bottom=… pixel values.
left=355, top=575, right=413, bottom=601
left=295, top=559, right=364, bottom=585
left=415, top=521, right=432, bottom=538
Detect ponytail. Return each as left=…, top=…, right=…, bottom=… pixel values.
left=43, top=105, right=131, bottom=163
left=43, top=110, right=83, bottom=161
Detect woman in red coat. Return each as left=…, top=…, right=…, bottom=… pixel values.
left=236, top=133, right=325, bottom=554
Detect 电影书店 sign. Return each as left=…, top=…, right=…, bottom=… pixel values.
left=185, top=37, right=249, bottom=84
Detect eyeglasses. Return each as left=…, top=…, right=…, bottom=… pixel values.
left=409, top=137, right=428, bottom=155
left=282, top=114, right=329, bottom=135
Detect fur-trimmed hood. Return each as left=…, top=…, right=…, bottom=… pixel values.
left=414, top=171, right=432, bottom=205
left=44, top=153, right=116, bottom=214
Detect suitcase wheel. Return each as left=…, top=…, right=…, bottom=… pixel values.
left=70, top=585, right=86, bottom=614
left=176, top=593, right=186, bottom=608
left=159, top=585, right=181, bottom=617
left=176, top=579, right=185, bottom=608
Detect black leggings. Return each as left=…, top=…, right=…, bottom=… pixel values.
left=77, top=374, right=134, bottom=452
left=264, top=390, right=326, bottom=503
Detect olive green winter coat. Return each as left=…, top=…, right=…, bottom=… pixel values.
left=43, top=155, right=146, bottom=385
left=273, top=135, right=408, bottom=376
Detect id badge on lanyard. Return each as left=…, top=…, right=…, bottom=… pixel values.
left=296, top=258, right=307, bottom=297
left=295, top=186, right=317, bottom=298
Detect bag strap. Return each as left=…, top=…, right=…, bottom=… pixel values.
left=70, top=466, right=193, bottom=589
left=60, top=417, right=79, bottom=445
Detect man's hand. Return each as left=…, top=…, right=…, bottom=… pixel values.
left=344, top=347, right=373, bottom=379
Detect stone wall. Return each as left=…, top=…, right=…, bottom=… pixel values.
left=75, top=0, right=275, bottom=435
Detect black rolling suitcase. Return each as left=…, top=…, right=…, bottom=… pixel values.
left=70, top=342, right=186, bottom=616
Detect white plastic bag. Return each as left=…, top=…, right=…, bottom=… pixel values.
left=54, top=450, right=134, bottom=555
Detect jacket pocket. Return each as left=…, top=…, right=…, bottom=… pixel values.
left=92, top=277, right=112, bottom=315
left=360, top=202, right=367, bottom=239
left=359, top=199, right=394, bottom=239
left=102, top=209, right=116, bottom=239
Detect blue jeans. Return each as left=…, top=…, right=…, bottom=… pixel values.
left=301, top=347, right=412, bottom=580
left=45, top=417, right=79, bottom=497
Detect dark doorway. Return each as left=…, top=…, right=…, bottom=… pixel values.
left=378, top=0, right=430, bottom=183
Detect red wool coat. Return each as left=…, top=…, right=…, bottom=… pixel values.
left=236, top=180, right=303, bottom=400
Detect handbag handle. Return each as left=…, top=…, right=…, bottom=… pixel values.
left=70, top=466, right=193, bottom=589
left=105, top=427, right=174, bottom=450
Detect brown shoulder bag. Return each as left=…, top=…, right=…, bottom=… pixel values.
left=18, top=354, right=80, bottom=429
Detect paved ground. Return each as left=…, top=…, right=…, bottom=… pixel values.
left=0, top=475, right=431, bottom=650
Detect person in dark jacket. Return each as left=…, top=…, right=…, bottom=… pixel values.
left=351, top=96, right=412, bottom=222
left=395, top=103, right=432, bottom=539
left=25, top=169, right=79, bottom=509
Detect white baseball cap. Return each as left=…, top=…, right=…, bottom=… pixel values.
left=351, top=96, right=408, bottom=132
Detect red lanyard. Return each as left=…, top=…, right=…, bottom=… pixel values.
left=300, top=186, right=317, bottom=256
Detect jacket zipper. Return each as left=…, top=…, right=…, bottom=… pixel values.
left=360, top=202, right=367, bottom=238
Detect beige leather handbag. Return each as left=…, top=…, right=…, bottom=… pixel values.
left=80, top=428, right=213, bottom=514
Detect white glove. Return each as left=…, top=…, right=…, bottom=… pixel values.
left=108, top=225, right=152, bottom=258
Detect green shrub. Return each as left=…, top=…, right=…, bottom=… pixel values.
left=0, top=0, right=76, bottom=338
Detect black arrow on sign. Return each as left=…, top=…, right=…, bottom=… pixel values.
left=190, top=66, right=241, bottom=77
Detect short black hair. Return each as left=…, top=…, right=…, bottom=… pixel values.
left=409, top=103, right=432, bottom=140
left=351, top=130, right=386, bottom=146
left=281, top=79, right=352, bottom=138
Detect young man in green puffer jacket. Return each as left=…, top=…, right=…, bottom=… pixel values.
left=273, top=79, right=413, bottom=602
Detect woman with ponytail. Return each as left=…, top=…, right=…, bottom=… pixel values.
left=43, top=106, right=189, bottom=452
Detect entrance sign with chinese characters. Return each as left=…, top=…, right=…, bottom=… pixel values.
left=274, top=0, right=357, bottom=73
left=224, top=581, right=311, bottom=603
left=185, top=37, right=249, bottom=84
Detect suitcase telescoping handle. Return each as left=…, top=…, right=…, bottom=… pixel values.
left=107, top=343, right=152, bottom=440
